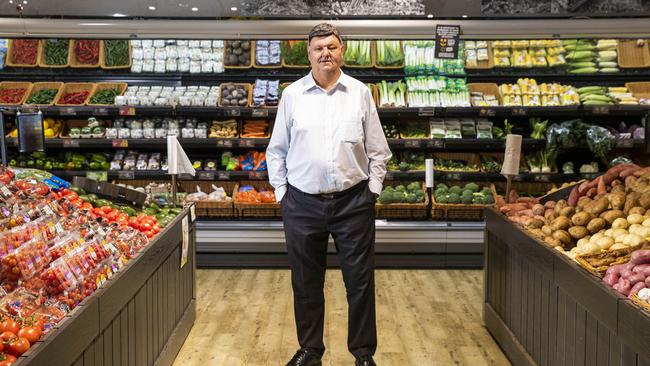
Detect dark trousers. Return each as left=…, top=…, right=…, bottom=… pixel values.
left=281, top=181, right=377, bottom=358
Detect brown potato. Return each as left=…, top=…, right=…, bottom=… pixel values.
left=577, top=196, right=592, bottom=208
left=568, top=226, right=589, bottom=240
left=554, top=200, right=568, bottom=215
left=529, top=229, right=545, bottom=238
left=624, top=192, right=641, bottom=214
left=544, top=209, right=557, bottom=222
left=560, top=206, right=576, bottom=217
left=609, top=192, right=626, bottom=210
left=544, top=236, right=563, bottom=248
left=586, top=197, right=609, bottom=216
left=571, top=211, right=594, bottom=226
left=600, top=210, right=626, bottom=224
left=525, top=218, right=544, bottom=230
left=553, top=230, right=572, bottom=245
left=541, top=225, right=553, bottom=236
left=611, top=185, right=625, bottom=195
left=550, top=216, right=571, bottom=231
left=639, top=195, right=650, bottom=209
left=628, top=207, right=646, bottom=216
left=587, top=218, right=607, bottom=234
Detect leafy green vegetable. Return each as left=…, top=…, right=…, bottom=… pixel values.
left=281, top=40, right=309, bottom=66
left=375, top=40, right=404, bottom=66
left=586, top=125, right=615, bottom=159
left=344, top=40, right=372, bottom=66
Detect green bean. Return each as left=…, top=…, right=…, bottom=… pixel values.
left=90, top=88, right=120, bottom=105
left=44, top=39, right=69, bottom=65
left=104, top=40, right=129, bottom=66
left=26, top=89, right=58, bottom=104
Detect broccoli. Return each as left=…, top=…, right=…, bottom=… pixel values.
left=436, top=183, right=448, bottom=190
left=464, top=182, right=479, bottom=192
left=406, top=194, right=418, bottom=204
left=385, top=186, right=395, bottom=193
left=448, top=193, right=461, bottom=204
left=392, top=191, right=405, bottom=203
left=378, top=192, right=393, bottom=204
left=461, top=195, right=473, bottom=204
left=449, top=186, right=463, bottom=195
left=481, top=187, right=491, bottom=195
left=484, top=194, right=495, bottom=204
left=473, top=196, right=485, bottom=204
left=462, top=189, right=474, bottom=197
left=399, top=162, right=410, bottom=172
left=407, top=182, right=420, bottom=193
left=437, top=194, right=449, bottom=204
left=395, top=185, right=406, bottom=192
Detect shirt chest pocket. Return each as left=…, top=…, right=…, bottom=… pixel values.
left=339, top=119, right=363, bottom=143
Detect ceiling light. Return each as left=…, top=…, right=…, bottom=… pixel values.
left=426, top=14, right=433, bottom=18
left=9, top=0, right=13, bottom=3
left=191, top=7, right=198, bottom=11
left=148, top=6, right=156, bottom=10
left=231, top=6, right=238, bottom=11
left=22, top=0, right=26, bottom=3
left=462, top=14, right=468, bottom=18
left=112, top=13, right=127, bottom=17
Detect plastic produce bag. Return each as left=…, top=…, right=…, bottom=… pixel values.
left=586, top=125, right=615, bottom=159
left=610, top=156, right=634, bottom=166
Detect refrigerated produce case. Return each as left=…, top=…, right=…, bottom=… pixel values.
left=0, top=18, right=649, bottom=268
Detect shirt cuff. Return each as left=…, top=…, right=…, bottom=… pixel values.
left=368, top=179, right=383, bottom=196
left=275, top=185, right=287, bottom=203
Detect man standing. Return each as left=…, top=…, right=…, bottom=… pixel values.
left=267, top=23, right=391, bottom=366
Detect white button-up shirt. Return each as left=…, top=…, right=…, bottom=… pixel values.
left=266, top=71, right=392, bottom=202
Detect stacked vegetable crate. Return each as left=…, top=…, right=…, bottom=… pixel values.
left=182, top=181, right=236, bottom=218
left=375, top=182, right=429, bottom=219
left=234, top=181, right=281, bottom=218
left=431, top=183, right=498, bottom=220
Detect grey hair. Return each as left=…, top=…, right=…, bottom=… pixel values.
left=308, top=23, right=343, bottom=44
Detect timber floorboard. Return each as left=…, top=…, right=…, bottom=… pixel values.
left=173, top=269, right=509, bottom=366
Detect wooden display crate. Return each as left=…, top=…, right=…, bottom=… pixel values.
left=431, top=183, right=497, bottom=220
left=224, top=40, right=254, bottom=69
left=54, top=83, right=96, bottom=106
left=0, top=81, right=33, bottom=105
left=6, top=39, right=41, bottom=67
left=70, top=39, right=102, bottom=68
left=100, top=40, right=133, bottom=69
left=234, top=181, right=280, bottom=218
left=375, top=182, right=429, bottom=219
left=617, top=39, right=650, bottom=69
left=467, top=83, right=502, bottom=106
left=87, top=82, right=128, bottom=106
left=218, top=83, right=252, bottom=107
left=373, top=40, right=404, bottom=69
left=38, top=39, right=72, bottom=68
left=182, top=181, right=236, bottom=218
left=24, top=82, right=63, bottom=106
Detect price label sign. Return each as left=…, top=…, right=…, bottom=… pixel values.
left=118, top=171, right=135, bottom=180
left=592, top=106, right=610, bottom=115
left=512, top=107, right=527, bottom=116
left=58, top=107, right=77, bottom=116
left=434, top=24, right=461, bottom=59
left=94, top=107, right=110, bottom=116
left=240, top=139, right=255, bottom=148
left=248, top=171, right=265, bottom=179
left=112, top=139, right=129, bottom=148
left=533, top=174, right=550, bottom=182
left=119, top=106, right=136, bottom=116
left=217, top=171, right=230, bottom=180
left=446, top=173, right=462, bottom=181
left=63, top=139, right=80, bottom=148
left=198, top=171, right=215, bottom=180
left=429, top=139, right=445, bottom=149
left=418, top=107, right=435, bottom=117
left=251, top=109, right=269, bottom=118
left=86, top=171, right=108, bottom=182
left=616, top=139, right=634, bottom=148
left=217, top=139, right=233, bottom=148
left=404, top=140, right=422, bottom=148
left=479, top=108, right=496, bottom=117
left=225, top=108, right=241, bottom=117
left=385, top=172, right=394, bottom=180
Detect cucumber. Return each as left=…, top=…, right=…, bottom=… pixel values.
left=70, top=186, right=86, bottom=195
left=95, top=199, right=110, bottom=207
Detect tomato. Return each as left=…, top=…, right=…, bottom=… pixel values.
left=105, top=211, right=118, bottom=222
left=6, top=337, right=29, bottom=357
left=81, top=202, right=93, bottom=210
left=101, top=206, right=112, bottom=214
left=93, top=208, right=104, bottom=216
left=136, top=213, right=147, bottom=220
left=0, top=332, right=15, bottom=343
left=0, top=320, right=19, bottom=335
left=63, top=191, right=78, bottom=200
left=17, top=326, right=41, bottom=344
left=0, top=353, right=16, bottom=366
left=117, top=212, right=129, bottom=221
left=139, top=222, right=152, bottom=231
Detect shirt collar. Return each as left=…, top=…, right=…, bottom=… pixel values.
left=303, top=70, right=349, bottom=92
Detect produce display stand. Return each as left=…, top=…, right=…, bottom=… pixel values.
left=484, top=208, right=650, bottom=366
left=12, top=207, right=197, bottom=366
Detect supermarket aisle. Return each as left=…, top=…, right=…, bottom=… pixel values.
left=173, top=269, right=509, bottom=366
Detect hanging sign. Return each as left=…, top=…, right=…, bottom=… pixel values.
left=435, top=25, right=461, bottom=59
left=17, top=111, right=45, bottom=153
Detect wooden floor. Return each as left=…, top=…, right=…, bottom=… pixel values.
left=173, top=269, right=510, bottom=366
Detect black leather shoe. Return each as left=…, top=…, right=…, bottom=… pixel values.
left=285, top=349, right=322, bottom=366
left=355, top=355, right=377, bottom=366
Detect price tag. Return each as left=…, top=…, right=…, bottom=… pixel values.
left=112, top=139, right=129, bottom=148
left=592, top=106, right=610, bottom=115
left=119, top=106, right=136, bottom=116
left=86, top=171, right=108, bottom=182
left=216, top=139, right=234, bottom=147
left=385, top=172, right=394, bottom=180
left=224, top=108, right=241, bottom=117
left=55, top=222, right=64, bottom=234
left=198, top=171, right=215, bottom=180
left=533, top=174, right=551, bottom=182
left=63, top=139, right=80, bottom=147
left=43, top=205, right=54, bottom=215
left=93, top=107, right=110, bottom=116
left=251, top=109, right=269, bottom=117
left=217, top=171, right=230, bottom=180
left=118, top=171, right=135, bottom=180
left=429, top=139, right=445, bottom=149
left=97, top=227, right=106, bottom=237
left=59, top=107, right=76, bottom=116
left=418, top=107, right=435, bottom=116
left=190, top=205, right=196, bottom=222
left=1, top=186, right=12, bottom=197
left=248, top=171, right=265, bottom=179
left=240, top=139, right=255, bottom=148
left=512, top=107, right=527, bottom=116
left=479, top=108, right=496, bottom=117
left=446, top=173, right=462, bottom=181
left=404, top=140, right=422, bottom=148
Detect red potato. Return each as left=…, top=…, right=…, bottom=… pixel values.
left=620, top=166, right=641, bottom=179
left=578, top=181, right=590, bottom=195
left=627, top=272, right=647, bottom=285
left=630, top=250, right=650, bottom=265
left=568, top=186, right=579, bottom=206
left=646, top=277, right=650, bottom=288
left=603, top=273, right=619, bottom=287
left=633, top=167, right=650, bottom=177
left=518, top=209, right=534, bottom=217
left=614, top=279, right=632, bottom=296
left=633, top=264, right=650, bottom=274
left=508, top=190, right=519, bottom=203
left=606, top=263, right=625, bottom=277
left=629, top=282, right=646, bottom=297
left=544, top=201, right=556, bottom=209
left=586, top=188, right=598, bottom=198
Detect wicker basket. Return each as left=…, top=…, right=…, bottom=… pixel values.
left=182, top=181, right=236, bottom=218
left=625, top=82, right=650, bottom=100
left=218, top=83, right=253, bottom=107
left=468, top=83, right=503, bottom=106
left=574, top=246, right=638, bottom=278
left=630, top=293, right=650, bottom=314
left=0, top=82, right=33, bottom=106
left=87, top=82, right=128, bottom=106
left=54, top=83, right=96, bottom=106
left=433, top=152, right=481, bottom=173
left=343, top=40, right=375, bottom=68
left=431, top=183, right=497, bottom=220
left=465, top=42, right=494, bottom=70
left=373, top=40, right=404, bottom=69
left=100, top=40, right=132, bottom=70
left=281, top=40, right=310, bottom=68
left=38, top=39, right=72, bottom=68
left=70, top=40, right=102, bottom=68
left=224, top=40, right=254, bottom=69
left=617, top=40, right=650, bottom=69
left=59, top=119, right=92, bottom=138
left=24, top=82, right=63, bottom=106
left=240, top=120, right=271, bottom=139
left=253, top=40, right=282, bottom=69
left=375, top=182, right=429, bottom=219
left=234, top=181, right=281, bottom=218
left=6, top=39, right=41, bottom=67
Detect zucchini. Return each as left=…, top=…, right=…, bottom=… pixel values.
left=577, top=86, right=605, bottom=94
left=599, top=67, right=620, bottom=73
left=569, top=66, right=598, bottom=74
left=582, top=100, right=615, bottom=106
